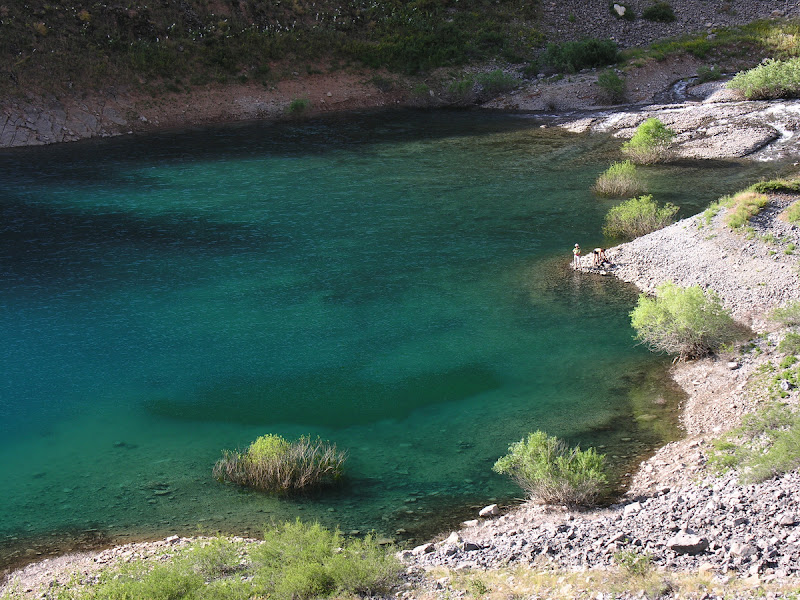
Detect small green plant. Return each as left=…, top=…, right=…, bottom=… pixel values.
left=448, top=76, right=475, bottom=99
left=542, top=38, right=619, bottom=73
left=288, top=98, right=311, bottom=114
left=642, top=2, right=676, bottom=22
left=597, top=69, right=626, bottom=103
left=614, top=549, right=653, bottom=576
left=696, top=64, right=723, bottom=82
left=477, top=69, right=518, bottom=95
left=725, top=190, right=768, bottom=228
left=630, top=281, right=741, bottom=361
left=621, top=118, right=676, bottom=164
left=592, top=160, right=645, bottom=197
left=412, top=82, right=431, bottom=97
left=602, top=194, right=679, bottom=239
left=467, top=577, right=492, bottom=596
left=493, top=430, right=607, bottom=505
left=748, top=178, right=800, bottom=193
left=785, top=243, right=795, bottom=255
left=213, top=434, right=346, bottom=494
left=728, top=57, right=800, bottom=99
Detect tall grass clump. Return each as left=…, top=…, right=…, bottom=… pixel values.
left=725, top=190, right=768, bottom=228
left=542, top=38, right=619, bottom=73
left=213, top=434, right=346, bottom=494
left=592, top=161, right=645, bottom=197
left=728, top=57, right=800, bottom=99
left=493, top=431, right=607, bottom=505
left=784, top=200, right=800, bottom=224
left=602, top=194, right=678, bottom=239
left=621, top=118, right=676, bottom=164
left=630, top=282, right=741, bottom=361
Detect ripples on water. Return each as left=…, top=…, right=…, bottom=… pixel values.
left=0, top=110, right=789, bottom=568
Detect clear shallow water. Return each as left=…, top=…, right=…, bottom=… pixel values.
left=0, top=110, right=788, bottom=566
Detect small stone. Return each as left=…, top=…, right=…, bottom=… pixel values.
left=624, top=501, right=643, bottom=516
left=727, top=361, right=740, bottom=370
left=777, top=513, right=798, bottom=526
left=479, top=504, right=499, bottom=518
left=462, top=519, right=480, bottom=527
left=411, top=542, right=435, bottom=555
left=730, top=541, right=757, bottom=559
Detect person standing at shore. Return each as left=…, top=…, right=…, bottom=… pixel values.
left=572, top=243, right=581, bottom=269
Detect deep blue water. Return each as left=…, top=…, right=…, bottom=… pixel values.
left=0, top=110, right=787, bottom=565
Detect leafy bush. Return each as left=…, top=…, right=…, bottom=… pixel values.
left=621, top=118, right=676, bottom=164
left=728, top=57, right=800, bottom=99
left=642, top=2, right=676, bottom=22
left=597, top=69, right=626, bottom=103
left=542, top=38, right=619, bottom=73
left=771, top=301, right=800, bottom=326
left=630, top=282, right=741, bottom=361
left=477, top=69, right=518, bottom=95
left=213, top=434, right=346, bottom=494
left=493, top=431, right=607, bottom=505
left=602, top=194, right=678, bottom=239
left=725, top=190, right=768, bottom=228
left=593, top=161, right=645, bottom=197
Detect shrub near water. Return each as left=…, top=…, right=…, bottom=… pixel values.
left=630, top=282, right=741, bottom=361
left=593, top=160, right=645, bottom=197
left=728, top=57, right=800, bottom=100
left=542, top=38, right=619, bottom=73
left=621, top=118, right=676, bottom=164
left=602, top=194, right=678, bottom=239
left=213, top=434, right=346, bottom=493
left=493, top=431, right=607, bottom=506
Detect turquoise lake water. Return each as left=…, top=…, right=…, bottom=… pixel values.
left=0, top=110, right=788, bottom=567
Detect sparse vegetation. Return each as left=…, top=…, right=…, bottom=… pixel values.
left=725, top=190, right=769, bottom=228
left=287, top=98, right=311, bottom=114
left=709, top=402, right=800, bottom=484
left=630, top=282, right=742, bottom=361
left=728, top=57, right=800, bottom=99
left=493, top=430, right=607, bottom=505
left=621, top=118, right=676, bottom=164
left=771, top=301, right=800, bottom=326
left=213, top=434, right=346, bottom=494
left=477, top=70, right=518, bottom=95
left=749, top=178, right=800, bottom=193
left=602, top=194, right=679, bottom=239
left=785, top=200, right=800, bottom=224
left=593, top=161, right=645, bottom=197
left=696, top=64, right=724, bottom=82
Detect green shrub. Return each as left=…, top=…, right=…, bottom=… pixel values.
left=411, top=82, right=431, bottom=97
left=593, top=161, right=645, bottom=197
left=597, top=69, right=626, bottom=103
left=614, top=550, right=654, bottom=576
left=696, top=64, right=723, bottom=82
left=621, top=118, right=676, bottom=164
left=642, top=2, right=676, bottom=22
left=477, top=69, right=518, bottom=95
left=728, top=57, right=800, bottom=99
left=725, top=190, right=768, bottom=228
left=448, top=76, right=475, bottom=99
left=630, top=282, right=741, bottom=361
left=785, top=200, right=800, bottom=223
left=542, top=38, right=619, bottom=73
left=771, top=301, right=800, bottom=326
left=213, top=434, right=346, bottom=494
left=493, top=431, right=607, bottom=505
left=288, top=98, right=311, bottom=114
left=602, top=194, right=678, bottom=239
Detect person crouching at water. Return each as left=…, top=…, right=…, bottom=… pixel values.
left=572, top=243, right=581, bottom=269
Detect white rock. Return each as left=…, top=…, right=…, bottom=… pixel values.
left=479, top=504, right=500, bottom=518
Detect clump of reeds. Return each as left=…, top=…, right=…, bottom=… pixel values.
left=213, top=434, right=346, bottom=494
left=592, top=160, right=646, bottom=197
